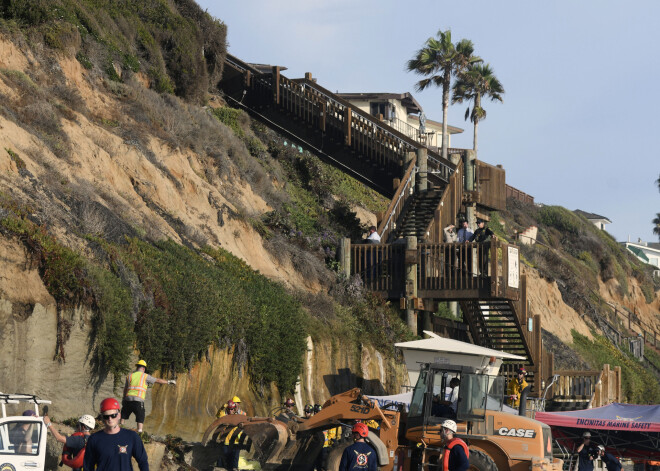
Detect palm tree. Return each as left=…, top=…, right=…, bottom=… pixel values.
left=452, top=63, right=504, bottom=153
left=654, top=213, right=660, bottom=240
left=406, top=30, right=481, bottom=162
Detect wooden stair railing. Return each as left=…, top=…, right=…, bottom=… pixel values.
left=377, top=157, right=417, bottom=243
left=223, top=54, right=457, bottom=195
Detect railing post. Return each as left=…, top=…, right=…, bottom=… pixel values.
left=272, top=66, right=280, bottom=105
left=319, top=102, right=326, bottom=132
left=344, top=107, right=352, bottom=146
left=338, top=237, right=351, bottom=280
left=416, top=147, right=427, bottom=193
left=405, top=236, right=418, bottom=334
left=534, top=314, right=542, bottom=387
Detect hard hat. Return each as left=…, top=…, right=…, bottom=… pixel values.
left=582, top=431, right=591, bottom=438
left=304, top=404, right=313, bottom=413
left=78, top=415, right=96, bottom=430
left=232, top=396, right=241, bottom=403
left=597, top=445, right=605, bottom=452
left=22, top=410, right=36, bottom=417
left=441, top=420, right=457, bottom=433
left=516, top=367, right=526, bottom=375
left=313, top=404, right=322, bottom=413
left=100, top=398, right=121, bottom=413
left=352, top=422, right=369, bottom=438
left=136, top=360, right=147, bottom=368
left=285, top=398, right=295, bottom=407
left=227, top=400, right=236, bottom=410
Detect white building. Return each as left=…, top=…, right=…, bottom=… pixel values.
left=574, top=209, right=612, bottom=231
left=622, top=239, right=660, bottom=276
left=336, top=92, right=463, bottom=150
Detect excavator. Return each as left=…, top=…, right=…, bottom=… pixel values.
left=202, top=360, right=563, bottom=471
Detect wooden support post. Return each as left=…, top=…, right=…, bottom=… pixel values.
left=405, top=236, right=418, bottom=335
left=602, top=364, right=610, bottom=405
left=534, top=314, right=542, bottom=381
left=416, top=147, right=428, bottom=193
left=245, top=70, right=251, bottom=87
left=434, top=210, right=441, bottom=244
left=338, top=238, right=351, bottom=280
left=344, top=107, right=352, bottom=146
left=392, top=178, right=401, bottom=192
left=614, top=365, right=622, bottom=402
left=272, top=66, right=280, bottom=105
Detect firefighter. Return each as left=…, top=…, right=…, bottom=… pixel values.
left=338, top=423, right=377, bottom=471
left=597, top=445, right=621, bottom=471
left=440, top=420, right=469, bottom=471
left=303, top=404, right=314, bottom=418
left=44, top=414, right=95, bottom=471
left=217, top=400, right=244, bottom=471
left=507, top=367, right=529, bottom=408
left=121, top=359, right=176, bottom=433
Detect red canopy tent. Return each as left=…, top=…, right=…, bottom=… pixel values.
left=535, top=403, right=660, bottom=459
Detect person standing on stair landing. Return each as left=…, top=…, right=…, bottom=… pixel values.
left=469, top=219, right=494, bottom=276
left=507, top=367, right=528, bottom=408
left=121, top=360, right=176, bottom=433
left=366, top=226, right=381, bottom=243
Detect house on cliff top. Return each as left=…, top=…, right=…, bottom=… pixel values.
left=574, top=209, right=612, bottom=231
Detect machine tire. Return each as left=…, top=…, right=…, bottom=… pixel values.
left=325, top=438, right=352, bottom=471
left=468, top=449, right=498, bottom=471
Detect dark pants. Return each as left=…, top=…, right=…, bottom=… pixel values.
left=218, top=444, right=240, bottom=470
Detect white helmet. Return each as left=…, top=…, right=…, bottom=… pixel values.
left=597, top=445, right=605, bottom=452
left=441, top=419, right=457, bottom=433
left=78, top=414, right=95, bottom=430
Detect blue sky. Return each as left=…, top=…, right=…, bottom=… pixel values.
left=197, top=0, right=660, bottom=243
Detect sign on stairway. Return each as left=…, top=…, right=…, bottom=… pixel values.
left=508, top=246, right=520, bottom=289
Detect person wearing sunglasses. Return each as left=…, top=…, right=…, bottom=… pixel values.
left=44, top=413, right=95, bottom=471
left=82, top=398, right=149, bottom=471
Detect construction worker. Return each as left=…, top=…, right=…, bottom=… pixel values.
left=576, top=431, right=597, bottom=471
left=121, top=359, right=176, bottom=433
left=44, top=413, right=95, bottom=471
left=83, top=397, right=148, bottom=470
left=440, top=419, right=469, bottom=471
left=232, top=396, right=247, bottom=415
left=596, top=445, right=621, bottom=471
left=338, top=423, right=377, bottom=471
left=507, top=367, right=529, bottom=408
left=217, top=400, right=243, bottom=471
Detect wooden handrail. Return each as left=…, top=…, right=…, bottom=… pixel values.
left=377, top=157, right=417, bottom=242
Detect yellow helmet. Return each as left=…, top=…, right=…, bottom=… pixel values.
left=232, top=396, right=241, bottom=403
left=136, top=360, right=147, bottom=368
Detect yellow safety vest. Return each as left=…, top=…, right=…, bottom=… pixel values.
left=126, top=371, right=149, bottom=400
left=224, top=427, right=243, bottom=445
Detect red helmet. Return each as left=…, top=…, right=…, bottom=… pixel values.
left=285, top=398, right=295, bottom=407
left=352, top=422, right=369, bottom=438
left=227, top=400, right=236, bottom=410
left=100, top=398, right=121, bottom=413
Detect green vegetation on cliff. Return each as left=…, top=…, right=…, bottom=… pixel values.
left=572, top=330, right=660, bottom=404
left=0, top=0, right=226, bottom=102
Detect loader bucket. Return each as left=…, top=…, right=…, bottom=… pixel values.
left=202, top=416, right=324, bottom=470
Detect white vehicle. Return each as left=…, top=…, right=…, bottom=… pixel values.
left=0, top=393, right=51, bottom=470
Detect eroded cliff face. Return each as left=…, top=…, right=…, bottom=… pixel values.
left=1, top=234, right=406, bottom=442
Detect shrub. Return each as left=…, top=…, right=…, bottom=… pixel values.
left=538, top=206, right=581, bottom=236
left=572, top=330, right=660, bottom=404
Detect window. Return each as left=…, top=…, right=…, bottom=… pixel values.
left=408, top=371, right=427, bottom=418
left=370, top=102, right=394, bottom=120
left=0, top=421, right=42, bottom=455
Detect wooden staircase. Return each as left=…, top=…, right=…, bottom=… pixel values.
left=391, top=190, right=445, bottom=240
